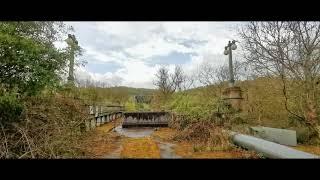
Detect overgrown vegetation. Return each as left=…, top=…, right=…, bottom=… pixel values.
left=1, top=21, right=320, bottom=158
left=173, top=121, right=233, bottom=151
left=0, top=21, right=89, bottom=158
left=151, top=22, right=320, bottom=146
left=0, top=95, right=90, bottom=158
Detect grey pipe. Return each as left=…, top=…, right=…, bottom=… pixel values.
left=229, top=131, right=319, bottom=159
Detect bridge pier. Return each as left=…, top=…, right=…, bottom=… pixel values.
left=102, top=116, right=105, bottom=123
left=98, top=117, right=102, bottom=126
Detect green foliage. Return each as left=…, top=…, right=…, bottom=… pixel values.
left=78, top=86, right=155, bottom=106
left=0, top=22, right=70, bottom=96
left=123, top=96, right=151, bottom=112
left=110, top=86, right=155, bottom=96
left=239, top=77, right=289, bottom=127
left=168, top=92, right=218, bottom=120
left=125, top=97, right=138, bottom=111
left=0, top=93, right=24, bottom=125
left=59, top=84, right=81, bottom=99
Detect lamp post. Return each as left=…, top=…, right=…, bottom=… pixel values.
left=66, top=34, right=78, bottom=85
left=224, top=40, right=237, bottom=87
left=223, top=40, right=242, bottom=111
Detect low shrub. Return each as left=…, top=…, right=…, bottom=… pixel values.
left=0, top=93, right=24, bottom=126
left=173, top=120, right=234, bottom=151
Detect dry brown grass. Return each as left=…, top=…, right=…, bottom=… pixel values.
left=0, top=94, right=92, bottom=158
left=79, top=119, right=122, bottom=158
left=95, top=122, right=116, bottom=134
left=172, top=121, right=234, bottom=151
left=81, top=132, right=121, bottom=158
left=120, top=137, right=161, bottom=159
left=152, top=127, right=259, bottom=159
left=152, top=127, right=178, bottom=141
left=293, top=145, right=320, bottom=156
left=174, top=141, right=259, bottom=159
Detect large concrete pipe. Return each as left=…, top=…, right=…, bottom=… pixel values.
left=229, top=131, right=319, bottom=159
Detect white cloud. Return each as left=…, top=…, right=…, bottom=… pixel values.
left=124, top=36, right=194, bottom=60
left=66, top=21, right=243, bottom=88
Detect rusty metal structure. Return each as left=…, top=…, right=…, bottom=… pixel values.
left=122, top=111, right=169, bottom=128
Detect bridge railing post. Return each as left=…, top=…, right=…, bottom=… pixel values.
left=89, top=105, right=94, bottom=115
left=95, top=106, right=99, bottom=117
left=102, top=115, right=105, bottom=124
left=97, top=116, right=101, bottom=126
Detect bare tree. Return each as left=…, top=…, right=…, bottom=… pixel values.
left=197, top=59, right=243, bottom=86
left=239, top=21, right=320, bottom=136
left=154, top=65, right=175, bottom=95
left=197, top=61, right=218, bottom=86
left=154, top=65, right=192, bottom=94
left=182, top=73, right=196, bottom=91
left=171, top=65, right=188, bottom=91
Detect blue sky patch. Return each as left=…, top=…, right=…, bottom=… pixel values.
left=85, top=62, right=122, bottom=74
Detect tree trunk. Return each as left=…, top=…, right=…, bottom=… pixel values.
left=303, top=59, right=319, bottom=139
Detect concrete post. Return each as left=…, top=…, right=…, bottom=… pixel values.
left=95, top=106, right=99, bottom=117
left=102, top=116, right=105, bottom=124
left=66, top=34, right=78, bottom=85
left=228, top=41, right=235, bottom=87
left=97, top=117, right=101, bottom=126
left=223, top=86, right=243, bottom=111
left=223, top=40, right=242, bottom=111
left=89, top=106, right=94, bottom=115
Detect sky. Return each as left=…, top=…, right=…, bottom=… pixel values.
left=55, top=21, right=243, bottom=89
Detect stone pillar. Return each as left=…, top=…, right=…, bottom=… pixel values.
left=223, top=86, right=243, bottom=111
left=97, top=117, right=101, bottom=126
left=89, top=106, right=94, bottom=115
left=95, top=106, right=99, bottom=117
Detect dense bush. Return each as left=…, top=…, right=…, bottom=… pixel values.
left=0, top=22, right=72, bottom=96
left=173, top=120, right=234, bottom=151
left=0, top=94, right=24, bottom=126
left=0, top=95, right=90, bottom=158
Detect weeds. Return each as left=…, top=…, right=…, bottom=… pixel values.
left=0, top=94, right=90, bottom=158
left=172, top=120, right=234, bottom=152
